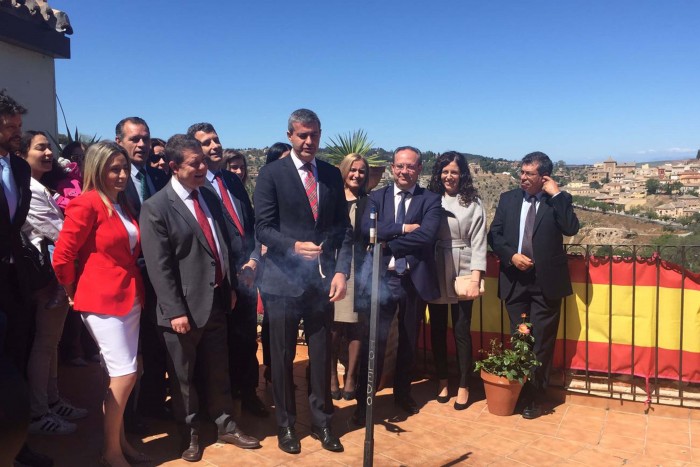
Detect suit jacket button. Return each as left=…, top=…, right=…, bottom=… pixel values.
left=210, top=282, right=215, bottom=287
left=211, top=261, right=216, bottom=266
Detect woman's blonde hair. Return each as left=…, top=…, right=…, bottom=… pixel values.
left=82, top=140, right=131, bottom=216
left=338, top=153, right=369, bottom=196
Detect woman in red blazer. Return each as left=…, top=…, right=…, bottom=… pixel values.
left=53, top=141, right=147, bottom=467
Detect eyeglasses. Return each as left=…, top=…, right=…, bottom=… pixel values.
left=392, top=164, right=420, bottom=172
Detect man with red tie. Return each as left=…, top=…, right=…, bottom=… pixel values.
left=140, top=134, right=260, bottom=462
left=254, top=109, right=353, bottom=454
left=187, top=122, right=268, bottom=418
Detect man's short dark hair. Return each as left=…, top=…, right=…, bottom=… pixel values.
left=115, top=117, right=150, bottom=140
left=0, top=89, right=27, bottom=117
left=287, top=109, right=321, bottom=133
left=166, top=134, right=202, bottom=166
left=393, top=145, right=422, bottom=165
left=521, top=151, right=553, bottom=176
left=186, top=122, right=217, bottom=138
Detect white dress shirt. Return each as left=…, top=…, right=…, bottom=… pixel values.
left=205, top=170, right=242, bottom=220
left=388, top=183, right=417, bottom=270
left=170, top=177, right=224, bottom=268
left=290, top=150, right=320, bottom=205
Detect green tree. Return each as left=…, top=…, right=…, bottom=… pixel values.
left=646, top=178, right=660, bottom=195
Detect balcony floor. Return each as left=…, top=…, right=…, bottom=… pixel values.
left=29, top=344, right=700, bottom=466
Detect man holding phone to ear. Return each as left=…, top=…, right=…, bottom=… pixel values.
left=488, top=151, right=579, bottom=419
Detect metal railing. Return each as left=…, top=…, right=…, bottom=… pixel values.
left=424, top=244, right=700, bottom=408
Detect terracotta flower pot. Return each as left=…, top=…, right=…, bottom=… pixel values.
left=480, top=370, right=524, bottom=416
left=367, top=165, right=386, bottom=191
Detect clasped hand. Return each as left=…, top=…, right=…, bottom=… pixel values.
left=511, top=253, right=534, bottom=271
left=294, top=241, right=322, bottom=260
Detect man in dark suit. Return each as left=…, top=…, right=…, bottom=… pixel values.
left=0, top=89, right=54, bottom=467
left=115, top=116, right=170, bottom=426
left=488, top=151, right=579, bottom=419
left=353, top=146, right=442, bottom=424
left=254, top=108, right=352, bottom=454
left=187, top=122, right=268, bottom=418
left=141, top=135, right=260, bottom=462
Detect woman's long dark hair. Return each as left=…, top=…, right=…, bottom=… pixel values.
left=427, top=151, right=479, bottom=206
left=19, top=131, right=67, bottom=189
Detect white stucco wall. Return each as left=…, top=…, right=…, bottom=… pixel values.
left=0, top=40, right=58, bottom=141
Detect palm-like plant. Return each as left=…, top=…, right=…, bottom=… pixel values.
left=324, top=129, right=378, bottom=165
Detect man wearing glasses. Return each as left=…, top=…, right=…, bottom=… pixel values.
left=353, top=146, right=442, bottom=425
left=488, top=151, right=579, bottom=419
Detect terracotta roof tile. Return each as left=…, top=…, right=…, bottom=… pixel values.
left=0, top=0, right=72, bottom=34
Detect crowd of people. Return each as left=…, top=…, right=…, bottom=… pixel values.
left=0, top=89, right=579, bottom=466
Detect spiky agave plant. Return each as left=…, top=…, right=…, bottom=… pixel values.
left=324, top=129, right=374, bottom=165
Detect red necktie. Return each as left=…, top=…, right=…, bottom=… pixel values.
left=214, top=173, right=245, bottom=241
left=191, top=190, right=223, bottom=286
left=303, top=163, right=318, bottom=221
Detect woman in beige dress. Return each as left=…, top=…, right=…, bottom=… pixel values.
left=330, top=153, right=370, bottom=400
left=426, top=151, right=487, bottom=410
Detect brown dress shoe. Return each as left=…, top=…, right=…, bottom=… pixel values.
left=181, top=434, right=202, bottom=462
left=218, top=426, right=261, bottom=449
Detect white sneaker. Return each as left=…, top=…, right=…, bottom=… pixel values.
left=50, top=397, right=88, bottom=420
left=29, top=413, right=76, bottom=435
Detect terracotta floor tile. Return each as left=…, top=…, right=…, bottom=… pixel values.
left=603, top=421, right=647, bottom=440
left=568, top=447, right=630, bottom=465
left=561, top=401, right=606, bottom=417
left=494, top=427, right=544, bottom=445
left=395, top=428, right=454, bottom=454
left=421, top=446, right=487, bottom=467
left=528, top=435, right=587, bottom=458
left=646, top=424, right=690, bottom=446
left=556, top=425, right=601, bottom=446
left=623, top=453, right=689, bottom=466
left=644, top=440, right=693, bottom=462
left=646, top=415, right=690, bottom=432
left=513, top=417, right=560, bottom=436
left=474, top=409, right=521, bottom=428
left=606, top=410, right=647, bottom=425
left=371, top=454, right=406, bottom=466
left=466, top=432, right=524, bottom=457
left=559, top=414, right=606, bottom=433
left=278, top=449, right=346, bottom=467
left=505, top=446, right=565, bottom=466
left=379, top=440, right=432, bottom=465
left=691, top=420, right=700, bottom=435
left=597, top=433, right=646, bottom=454
left=692, top=447, right=700, bottom=463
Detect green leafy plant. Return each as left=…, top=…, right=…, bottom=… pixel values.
left=324, top=129, right=385, bottom=166
left=48, top=94, right=99, bottom=149
left=474, top=314, right=541, bottom=383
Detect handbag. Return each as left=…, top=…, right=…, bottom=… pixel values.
left=15, top=232, right=55, bottom=292
left=454, top=276, right=485, bottom=300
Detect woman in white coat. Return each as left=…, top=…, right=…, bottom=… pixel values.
left=426, top=151, right=487, bottom=410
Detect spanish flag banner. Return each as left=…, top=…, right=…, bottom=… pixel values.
left=433, top=253, right=700, bottom=384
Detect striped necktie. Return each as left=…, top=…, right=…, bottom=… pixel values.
left=303, top=163, right=318, bottom=221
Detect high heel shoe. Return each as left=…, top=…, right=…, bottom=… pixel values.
left=454, top=400, right=469, bottom=410
left=342, top=390, right=356, bottom=401
left=436, top=394, right=450, bottom=404
left=263, top=366, right=271, bottom=385
left=331, top=389, right=342, bottom=400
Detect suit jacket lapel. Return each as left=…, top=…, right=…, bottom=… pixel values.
left=201, top=187, right=229, bottom=270
left=0, top=180, right=9, bottom=224
left=316, top=163, right=330, bottom=223
left=404, top=185, right=422, bottom=221
left=533, top=193, right=550, bottom=233
left=167, top=185, right=215, bottom=259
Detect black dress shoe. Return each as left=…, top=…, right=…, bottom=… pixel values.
left=241, top=394, right=269, bottom=418
left=277, top=426, right=301, bottom=454
left=330, top=389, right=342, bottom=400
left=311, top=425, right=344, bottom=452
left=181, top=434, right=202, bottom=462
left=218, top=426, right=261, bottom=449
left=522, top=402, right=543, bottom=420
left=351, top=408, right=366, bottom=427
left=394, top=395, right=420, bottom=415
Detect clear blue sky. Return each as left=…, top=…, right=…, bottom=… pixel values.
left=51, top=0, right=699, bottom=164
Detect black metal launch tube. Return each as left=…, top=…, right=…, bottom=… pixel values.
left=363, top=205, right=381, bottom=466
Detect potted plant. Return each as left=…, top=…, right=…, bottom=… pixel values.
left=474, top=314, right=541, bottom=416
left=323, top=129, right=388, bottom=190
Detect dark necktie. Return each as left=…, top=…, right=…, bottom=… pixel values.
left=136, top=170, right=151, bottom=201
left=303, top=163, right=318, bottom=221
left=395, top=191, right=408, bottom=274
left=521, top=195, right=536, bottom=260
left=214, top=172, right=245, bottom=241
left=191, top=190, right=223, bottom=286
